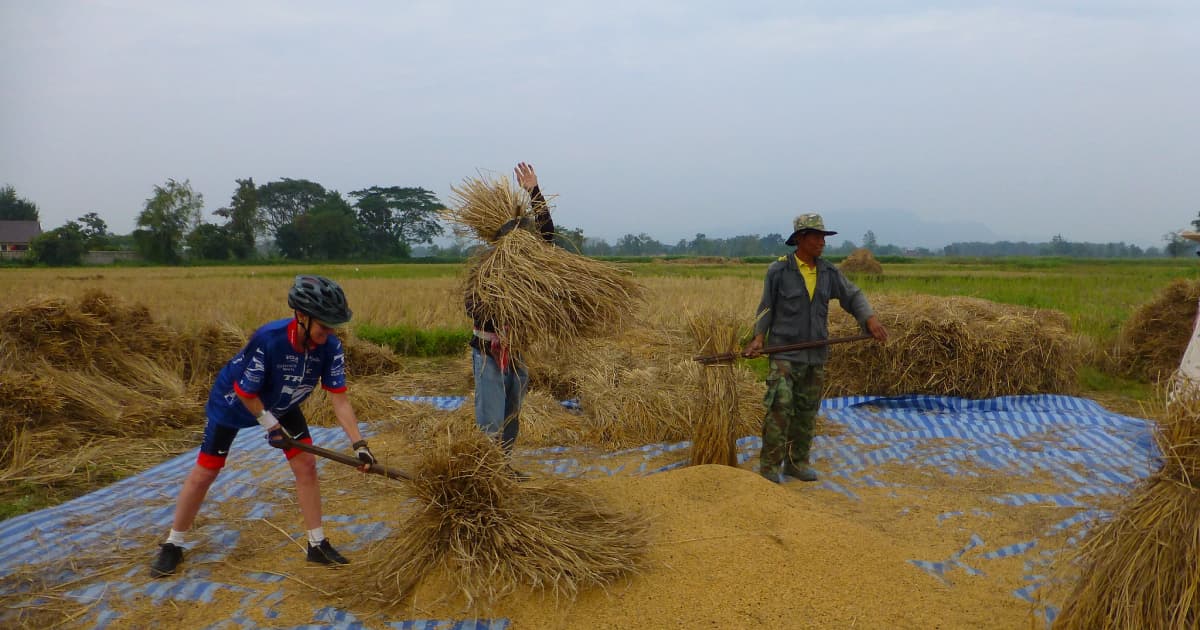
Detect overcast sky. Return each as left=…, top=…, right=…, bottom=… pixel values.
left=2, top=1, right=1197, bottom=249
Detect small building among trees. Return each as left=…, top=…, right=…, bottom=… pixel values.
left=0, top=220, right=43, bottom=257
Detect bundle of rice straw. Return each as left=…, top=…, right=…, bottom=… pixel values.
left=526, top=324, right=762, bottom=448
left=838, top=248, right=883, bottom=275
left=359, top=414, right=649, bottom=607
left=0, top=291, right=246, bottom=503
left=508, top=388, right=589, bottom=447
left=301, top=375, right=408, bottom=427
left=1053, top=386, right=1200, bottom=629
left=687, top=311, right=747, bottom=467
left=444, top=173, right=533, bottom=242
left=1113, top=278, right=1200, bottom=382
left=526, top=324, right=688, bottom=399
left=340, top=333, right=403, bottom=377
left=445, top=174, right=643, bottom=353
left=825, top=294, right=1081, bottom=398
left=573, top=360, right=693, bottom=446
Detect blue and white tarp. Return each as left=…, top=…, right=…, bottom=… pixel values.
left=0, top=394, right=1157, bottom=628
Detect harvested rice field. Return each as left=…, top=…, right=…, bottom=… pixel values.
left=0, top=259, right=1196, bottom=628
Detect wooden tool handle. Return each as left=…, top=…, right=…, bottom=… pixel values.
left=694, top=333, right=874, bottom=364
left=279, top=436, right=411, bottom=481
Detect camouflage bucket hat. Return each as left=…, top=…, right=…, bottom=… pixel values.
left=785, top=212, right=838, bottom=245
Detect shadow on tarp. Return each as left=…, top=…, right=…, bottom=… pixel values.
left=1, top=394, right=1156, bottom=629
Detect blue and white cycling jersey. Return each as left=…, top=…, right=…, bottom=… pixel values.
left=206, top=318, right=347, bottom=428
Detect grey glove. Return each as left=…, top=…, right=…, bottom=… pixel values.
left=352, top=440, right=376, bottom=465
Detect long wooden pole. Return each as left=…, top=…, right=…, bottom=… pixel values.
left=279, top=436, right=411, bottom=481
left=693, top=333, right=873, bottom=365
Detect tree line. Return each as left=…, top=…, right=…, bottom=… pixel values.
left=423, top=228, right=1172, bottom=259
left=1, top=183, right=1190, bottom=265
left=2, top=179, right=445, bottom=265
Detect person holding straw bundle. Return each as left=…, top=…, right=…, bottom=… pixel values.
left=744, top=214, right=888, bottom=483
left=465, top=162, right=553, bottom=481
left=150, top=275, right=377, bottom=577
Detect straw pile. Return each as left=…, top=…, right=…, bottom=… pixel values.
left=687, top=312, right=747, bottom=467
left=509, top=388, right=589, bottom=447
left=825, top=294, right=1082, bottom=398
left=0, top=291, right=246, bottom=503
left=838, top=248, right=883, bottom=275
left=359, top=413, right=650, bottom=607
left=529, top=324, right=763, bottom=448
left=1113, top=278, right=1200, bottom=382
left=445, top=174, right=643, bottom=353
left=512, top=293, right=1076, bottom=446
left=340, top=334, right=403, bottom=378
left=301, top=376, right=409, bottom=428
left=1054, top=389, right=1200, bottom=629
left=444, top=173, right=532, bottom=243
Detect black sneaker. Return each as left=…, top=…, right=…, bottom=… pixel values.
left=306, top=539, right=349, bottom=565
left=150, top=543, right=184, bottom=578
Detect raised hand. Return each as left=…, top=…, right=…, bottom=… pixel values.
left=514, top=162, right=538, bottom=192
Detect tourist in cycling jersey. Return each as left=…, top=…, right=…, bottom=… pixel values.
left=150, top=275, right=377, bottom=577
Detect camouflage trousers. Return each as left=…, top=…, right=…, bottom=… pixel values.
left=759, top=360, right=825, bottom=479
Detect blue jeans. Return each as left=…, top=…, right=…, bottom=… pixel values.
left=472, top=346, right=529, bottom=453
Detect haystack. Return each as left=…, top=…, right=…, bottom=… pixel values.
left=301, top=375, right=410, bottom=428
left=354, top=413, right=650, bottom=608
left=1053, top=389, right=1200, bottom=628
left=838, top=248, right=883, bottom=275
left=825, top=294, right=1082, bottom=398
left=1113, top=278, right=1200, bottom=382
left=529, top=323, right=762, bottom=448
left=0, top=291, right=246, bottom=504
left=687, top=311, right=748, bottom=467
left=508, top=388, right=589, bottom=447
left=444, top=174, right=643, bottom=353
left=526, top=324, right=688, bottom=400
left=340, top=333, right=403, bottom=377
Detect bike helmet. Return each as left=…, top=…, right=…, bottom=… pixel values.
left=288, top=275, right=352, bottom=326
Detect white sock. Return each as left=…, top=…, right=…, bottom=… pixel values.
left=307, top=527, right=325, bottom=546
left=166, top=529, right=187, bottom=546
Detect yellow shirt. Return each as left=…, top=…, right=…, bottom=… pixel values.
left=798, top=259, right=817, bottom=299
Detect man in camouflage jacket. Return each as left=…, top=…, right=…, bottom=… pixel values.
left=744, top=213, right=889, bottom=483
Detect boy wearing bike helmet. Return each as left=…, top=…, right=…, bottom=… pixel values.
left=150, top=275, right=376, bottom=577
